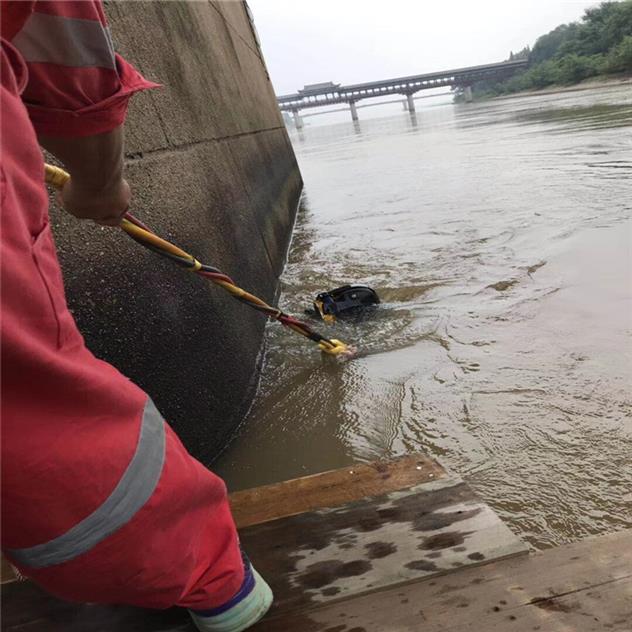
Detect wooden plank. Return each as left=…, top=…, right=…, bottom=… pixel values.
left=230, top=453, right=446, bottom=528
left=446, top=579, right=632, bottom=632
left=3, top=530, right=629, bottom=632
left=254, top=528, right=632, bottom=631
left=240, top=474, right=527, bottom=616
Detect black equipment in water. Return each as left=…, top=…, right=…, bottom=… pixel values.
left=312, top=285, right=380, bottom=322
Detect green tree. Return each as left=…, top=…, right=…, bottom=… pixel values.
left=461, top=1, right=632, bottom=101
left=555, top=54, right=600, bottom=83
left=530, top=23, right=578, bottom=63
left=605, top=34, right=632, bottom=70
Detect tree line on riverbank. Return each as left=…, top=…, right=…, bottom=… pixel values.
left=460, top=0, right=632, bottom=99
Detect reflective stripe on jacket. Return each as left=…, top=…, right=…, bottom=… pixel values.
left=2, top=0, right=158, bottom=137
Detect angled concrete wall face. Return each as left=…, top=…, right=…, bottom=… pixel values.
left=50, top=1, right=302, bottom=462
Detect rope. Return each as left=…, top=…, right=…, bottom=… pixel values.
left=44, top=164, right=351, bottom=356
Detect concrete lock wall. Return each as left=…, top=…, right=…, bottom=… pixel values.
left=49, top=1, right=302, bottom=463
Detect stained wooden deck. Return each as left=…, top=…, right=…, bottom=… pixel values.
left=2, top=454, right=630, bottom=631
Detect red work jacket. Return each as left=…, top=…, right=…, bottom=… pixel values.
left=1, top=1, right=242, bottom=609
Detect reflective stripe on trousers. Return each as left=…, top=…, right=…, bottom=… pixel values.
left=12, top=12, right=116, bottom=70
left=5, top=398, right=166, bottom=569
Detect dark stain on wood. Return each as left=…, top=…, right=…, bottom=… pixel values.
left=468, top=552, right=485, bottom=561
left=242, top=480, right=474, bottom=557
left=238, top=480, right=484, bottom=613
left=442, top=595, right=470, bottom=608
left=299, top=560, right=372, bottom=590
left=419, top=531, right=472, bottom=550
left=334, top=533, right=358, bottom=549
left=357, top=517, right=382, bottom=532
left=365, top=542, right=397, bottom=559
left=377, top=508, right=399, bottom=520
left=321, top=587, right=341, bottom=596
left=405, top=560, right=438, bottom=572
left=533, top=597, right=573, bottom=612
left=411, top=507, right=482, bottom=533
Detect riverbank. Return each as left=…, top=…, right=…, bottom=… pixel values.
left=488, top=72, right=632, bottom=101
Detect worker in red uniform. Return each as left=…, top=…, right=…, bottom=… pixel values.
left=0, top=2, right=272, bottom=631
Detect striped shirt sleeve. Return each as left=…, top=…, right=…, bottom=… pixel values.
left=10, top=1, right=159, bottom=137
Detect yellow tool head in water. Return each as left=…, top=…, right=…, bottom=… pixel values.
left=319, top=338, right=357, bottom=359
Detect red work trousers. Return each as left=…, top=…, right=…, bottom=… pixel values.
left=0, top=40, right=243, bottom=610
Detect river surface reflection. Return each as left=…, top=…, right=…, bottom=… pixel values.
left=216, top=85, right=632, bottom=549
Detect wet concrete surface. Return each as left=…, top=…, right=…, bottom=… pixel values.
left=49, top=1, right=301, bottom=461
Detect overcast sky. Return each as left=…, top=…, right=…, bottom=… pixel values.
left=247, top=0, right=599, bottom=96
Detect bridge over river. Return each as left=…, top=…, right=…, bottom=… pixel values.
left=277, top=59, right=528, bottom=126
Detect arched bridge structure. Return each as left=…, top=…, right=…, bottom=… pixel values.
left=277, top=59, right=528, bottom=127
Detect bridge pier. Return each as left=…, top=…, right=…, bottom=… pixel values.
left=406, top=93, right=416, bottom=113
left=292, top=109, right=303, bottom=129
left=349, top=100, right=359, bottom=121
left=463, top=85, right=473, bottom=103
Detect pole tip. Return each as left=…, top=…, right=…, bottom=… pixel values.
left=319, top=339, right=356, bottom=359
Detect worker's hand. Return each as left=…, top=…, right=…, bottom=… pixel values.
left=58, top=177, right=131, bottom=226
left=39, top=127, right=129, bottom=226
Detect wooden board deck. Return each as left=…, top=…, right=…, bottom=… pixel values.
left=254, top=528, right=632, bottom=632
left=230, top=454, right=527, bottom=615
left=2, top=529, right=630, bottom=631
left=239, top=474, right=527, bottom=615
left=4, top=455, right=628, bottom=632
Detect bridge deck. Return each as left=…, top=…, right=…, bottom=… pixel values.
left=277, top=59, right=528, bottom=110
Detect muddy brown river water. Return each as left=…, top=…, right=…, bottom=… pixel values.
left=216, top=84, right=632, bottom=550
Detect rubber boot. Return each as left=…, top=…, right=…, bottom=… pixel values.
left=189, top=556, right=273, bottom=632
